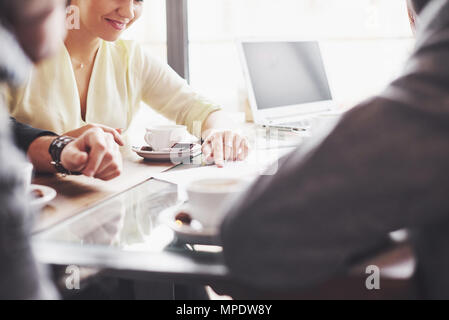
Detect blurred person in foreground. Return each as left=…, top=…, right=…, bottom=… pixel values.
left=0, top=0, right=125, bottom=299
left=220, top=0, right=449, bottom=299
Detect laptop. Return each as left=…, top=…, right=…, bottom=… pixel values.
left=237, top=40, right=337, bottom=131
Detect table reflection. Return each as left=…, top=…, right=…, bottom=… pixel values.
left=34, top=179, right=182, bottom=252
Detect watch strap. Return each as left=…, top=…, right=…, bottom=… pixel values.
left=48, top=136, right=81, bottom=175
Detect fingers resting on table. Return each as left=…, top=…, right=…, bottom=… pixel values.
left=202, top=130, right=249, bottom=168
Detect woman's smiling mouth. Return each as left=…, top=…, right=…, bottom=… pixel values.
left=105, top=18, right=127, bottom=31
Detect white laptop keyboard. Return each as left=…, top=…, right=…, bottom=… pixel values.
left=268, top=114, right=318, bottom=130
left=269, top=110, right=344, bottom=130
left=258, top=112, right=344, bottom=149
left=276, top=119, right=313, bottom=129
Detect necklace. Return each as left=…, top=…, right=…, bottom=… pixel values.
left=70, top=57, right=86, bottom=70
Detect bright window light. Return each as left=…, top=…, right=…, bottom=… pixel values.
left=188, top=0, right=414, bottom=111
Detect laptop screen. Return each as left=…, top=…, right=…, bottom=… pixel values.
left=242, top=41, right=332, bottom=110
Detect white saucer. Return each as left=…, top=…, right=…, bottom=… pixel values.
left=132, top=145, right=201, bottom=162
left=158, top=204, right=220, bottom=245
left=30, top=184, right=57, bottom=210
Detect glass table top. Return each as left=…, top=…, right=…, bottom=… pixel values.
left=32, top=174, right=229, bottom=283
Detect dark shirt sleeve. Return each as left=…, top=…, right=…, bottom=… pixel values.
left=221, top=0, right=449, bottom=292
left=9, top=117, right=57, bottom=153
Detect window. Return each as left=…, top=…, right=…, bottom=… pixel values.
left=122, top=0, right=170, bottom=144
left=188, top=0, right=414, bottom=111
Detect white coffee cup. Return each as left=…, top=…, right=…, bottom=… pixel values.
left=145, top=125, right=187, bottom=151
left=186, top=178, right=248, bottom=228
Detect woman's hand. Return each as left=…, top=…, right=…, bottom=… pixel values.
left=202, top=130, right=249, bottom=168
left=64, top=123, right=124, bottom=146
left=201, top=111, right=249, bottom=167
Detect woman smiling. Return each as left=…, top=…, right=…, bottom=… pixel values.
left=7, top=0, right=248, bottom=167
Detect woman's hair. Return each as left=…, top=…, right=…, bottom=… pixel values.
left=410, top=0, right=432, bottom=14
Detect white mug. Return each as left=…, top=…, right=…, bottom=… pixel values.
left=186, top=178, right=249, bottom=228
left=144, top=125, right=187, bottom=151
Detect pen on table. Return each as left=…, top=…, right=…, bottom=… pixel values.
left=261, top=125, right=308, bottom=132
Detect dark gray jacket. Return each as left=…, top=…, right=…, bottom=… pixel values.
left=221, top=0, right=449, bottom=299
left=0, top=25, right=56, bottom=299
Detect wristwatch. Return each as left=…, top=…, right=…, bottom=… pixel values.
left=48, top=136, right=81, bottom=175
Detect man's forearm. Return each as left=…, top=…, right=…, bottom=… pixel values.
left=221, top=97, right=449, bottom=291
left=9, top=117, right=56, bottom=153
left=27, top=135, right=57, bottom=173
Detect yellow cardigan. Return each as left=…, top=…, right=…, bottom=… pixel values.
left=7, top=40, right=220, bottom=136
